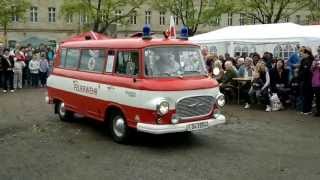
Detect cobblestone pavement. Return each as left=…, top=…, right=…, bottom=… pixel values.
left=0, top=88, right=320, bottom=180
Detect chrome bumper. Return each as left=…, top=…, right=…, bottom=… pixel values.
left=137, top=114, right=226, bottom=134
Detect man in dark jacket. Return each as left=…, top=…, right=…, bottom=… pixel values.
left=0, top=52, right=4, bottom=89
left=2, top=48, right=15, bottom=92
left=298, top=47, right=314, bottom=115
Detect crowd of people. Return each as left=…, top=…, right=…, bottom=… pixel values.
left=0, top=43, right=55, bottom=92
left=203, top=46, right=320, bottom=117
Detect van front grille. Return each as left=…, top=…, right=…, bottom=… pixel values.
left=176, top=96, right=215, bottom=120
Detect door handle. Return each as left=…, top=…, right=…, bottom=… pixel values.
left=107, top=86, right=114, bottom=90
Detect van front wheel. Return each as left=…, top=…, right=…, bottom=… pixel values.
left=109, top=113, right=130, bottom=143
left=56, top=102, right=73, bottom=122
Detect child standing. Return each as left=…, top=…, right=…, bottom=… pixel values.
left=39, top=53, right=49, bottom=87
left=29, top=54, right=40, bottom=87
left=13, top=48, right=26, bottom=89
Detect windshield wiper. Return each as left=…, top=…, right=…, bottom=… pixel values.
left=161, top=72, right=174, bottom=77
left=183, top=71, right=201, bottom=75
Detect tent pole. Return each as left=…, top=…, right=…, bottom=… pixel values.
left=229, top=42, right=234, bottom=57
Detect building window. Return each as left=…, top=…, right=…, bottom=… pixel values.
left=30, top=7, right=38, bottom=22
left=145, top=10, right=151, bottom=24
left=251, top=17, right=257, bottom=24
left=80, top=14, right=89, bottom=24
left=274, top=44, right=297, bottom=60
left=48, top=7, right=56, bottom=22
left=101, top=10, right=106, bottom=21
left=305, top=15, right=311, bottom=25
left=211, top=16, right=220, bottom=26
left=115, top=10, right=122, bottom=24
left=216, top=16, right=221, bottom=26
left=296, top=15, right=301, bottom=24
left=66, top=14, right=73, bottom=24
left=11, top=6, right=19, bottom=22
left=227, top=13, right=233, bottom=26
left=130, top=11, right=137, bottom=25
left=285, top=16, right=290, bottom=22
left=160, top=11, right=165, bottom=25
left=239, top=13, right=245, bottom=25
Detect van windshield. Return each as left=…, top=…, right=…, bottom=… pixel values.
left=144, top=46, right=207, bottom=77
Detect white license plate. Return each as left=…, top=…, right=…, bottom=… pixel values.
left=187, top=121, right=209, bottom=131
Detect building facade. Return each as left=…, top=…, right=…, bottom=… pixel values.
left=0, top=0, right=316, bottom=49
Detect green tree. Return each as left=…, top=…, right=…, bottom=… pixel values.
left=307, top=0, right=320, bottom=24
left=152, top=0, right=232, bottom=36
left=232, top=0, right=312, bottom=24
left=60, top=0, right=144, bottom=34
left=0, top=0, right=30, bottom=46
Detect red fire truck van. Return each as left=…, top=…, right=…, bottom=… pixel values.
left=46, top=26, right=226, bottom=143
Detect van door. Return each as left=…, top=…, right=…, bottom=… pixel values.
left=61, top=48, right=84, bottom=113
left=110, top=50, right=141, bottom=124
left=78, top=49, right=106, bottom=120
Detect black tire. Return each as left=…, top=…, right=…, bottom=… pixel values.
left=56, top=102, right=73, bottom=122
left=109, top=113, right=131, bottom=143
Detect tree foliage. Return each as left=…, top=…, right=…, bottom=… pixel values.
left=232, top=0, right=313, bottom=24
left=60, top=0, right=144, bottom=34
left=151, top=0, right=233, bottom=36
left=0, top=0, right=30, bottom=46
left=307, top=0, right=320, bottom=24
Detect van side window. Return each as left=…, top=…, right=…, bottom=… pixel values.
left=79, top=49, right=105, bottom=73
left=65, top=49, right=80, bottom=69
left=115, top=51, right=139, bottom=76
left=59, top=48, right=67, bottom=68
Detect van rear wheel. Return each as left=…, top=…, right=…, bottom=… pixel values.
left=57, top=102, right=73, bottom=122
left=109, top=113, right=130, bottom=143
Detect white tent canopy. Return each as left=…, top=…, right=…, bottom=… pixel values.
left=190, top=23, right=320, bottom=57
left=190, top=23, right=320, bottom=44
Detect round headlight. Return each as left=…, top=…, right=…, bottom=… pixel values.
left=213, top=67, right=220, bottom=76
left=157, top=101, right=169, bottom=116
left=217, top=94, right=226, bottom=107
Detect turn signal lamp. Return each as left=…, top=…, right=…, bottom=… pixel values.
left=142, top=24, right=152, bottom=40
left=179, top=26, right=189, bottom=40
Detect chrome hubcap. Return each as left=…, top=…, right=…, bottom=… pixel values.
left=113, top=116, right=125, bottom=138
left=59, top=103, right=66, bottom=117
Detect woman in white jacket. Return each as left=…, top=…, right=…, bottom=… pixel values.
left=29, top=54, right=40, bottom=87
